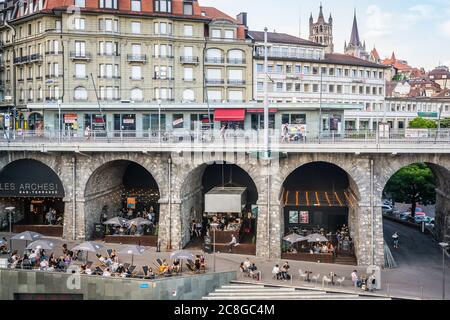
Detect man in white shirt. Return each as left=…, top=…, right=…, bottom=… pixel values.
left=351, top=270, right=359, bottom=287
left=272, top=264, right=281, bottom=280
left=243, top=258, right=251, bottom=271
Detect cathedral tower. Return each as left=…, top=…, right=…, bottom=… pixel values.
left=309, top=4, right=334, bottom=53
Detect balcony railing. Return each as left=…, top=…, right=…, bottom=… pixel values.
left=206, top=79, right=225, bottom=85
left=127, top=54, right=147, bottom=62
left=129, top=77, right=144, bottom=80
left=13, top=56, right=30, bottom=64
left=98, top=76, right=121, bottom=80
left=227, top=58, right=246, bottom=64
left=153, top=76, right=174, bottom=81
left=205, top=57, right=225, bottom=64
left=98, top=52, right=120, bottom=57
left=45, top=50, right=63, bottom=55
left=29, top=54, right=43, bottom=62
left=152, top=55, right=174, bottom=59
left=70, top=52, right=91, bottom=60
left=180, top=56, right=199, bottom=64
left=73, top=75, right=89, bottom=80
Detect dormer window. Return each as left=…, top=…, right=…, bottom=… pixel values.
left=99, top=0, right=118, bottom=10
left=131, top=0, right=141, bottom=12
left=154, top=0, right=172, bottom=13
left=183, top=1, right=193, bottom=15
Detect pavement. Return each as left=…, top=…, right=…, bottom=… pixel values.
left=1, top=218, right=449, bottom=300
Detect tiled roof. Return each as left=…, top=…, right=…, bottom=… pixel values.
left=324, top=53, right=386, bottom=68
left=200, top=6, right=236, bottom=22
left=248, top=30, right=324, bottom=47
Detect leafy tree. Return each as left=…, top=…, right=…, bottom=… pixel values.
left=383, top=163, right=436, bottom=217
left=408, top=117, right=437, bottom=129
left=439, top=117, right=450, bottom=128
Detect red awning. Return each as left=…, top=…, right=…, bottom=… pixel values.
left=247, top=108, right=278, bottom=113
left=214, top=109, right=246, bottom=122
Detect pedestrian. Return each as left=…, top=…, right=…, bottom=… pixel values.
left=84, top=125, right=91, bottom=140
left=351, top=270, right=361, bottom=287
left=392, top=231, right=399, bottom=248
left=220, top=124, right=226, bottom=141
left=227, top=234, right=237, bottom=253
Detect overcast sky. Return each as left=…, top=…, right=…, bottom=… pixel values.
left=200, top=0, right=450, bottom=71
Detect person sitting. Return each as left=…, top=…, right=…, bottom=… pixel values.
left=321, top=244, right=329, bottom=253
left=351, top=270, right=361, bottom=288
left=147, top=267, right=156, bottom=279
left=62, top=244, right=69, bottom=255
left=194, top=255, right=201, bottom=271
left=172, top=259, right=181, bottom=274
left=199, top=255, right=206, bottom=272
left=39, top=258, right=49, bottom=271
left=227, top=234, right=238, bottom=253
left=281, top=261, right=291, bottom=280
left=243, top=258, right=251, bottom=272
left=103, top=268, right=112, bottom=277
left=248, top=263, right=259, bottom=280
left=272, top=264, right=281, bottom=280
left=21, top=254, right=32, bottom=270
left=0, top=237, right=9, bottom=254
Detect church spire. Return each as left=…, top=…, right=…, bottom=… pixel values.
left=318, top=3, right=324, bottom=21
left=349, top=8, right=361, bottom=46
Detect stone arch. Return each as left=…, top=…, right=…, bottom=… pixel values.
left=176, top=156, right=262, bottom=249
left=376, top=154, right=450, bottom=243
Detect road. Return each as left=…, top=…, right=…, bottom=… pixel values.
left=382, top=218, right=450, bottom=299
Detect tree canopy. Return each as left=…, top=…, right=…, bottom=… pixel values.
left=383, top=163, right=436, bottom=216
left=408, top=117, right=437, bottom=129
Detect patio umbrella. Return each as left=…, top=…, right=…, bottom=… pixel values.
left=11, top=231, right=43, bottom=249
left=26, top=240, right=55, bottom=251
left=306, top=233, right=329, bottom=243
left=283, top=233, right=307, bottom=244
left=118, top=245, right=145, bottom=266
left=170, top=250, right=194, bottom=261
left=71, top=241, right=104, bottom=262
left=103, top=217, right=129, bottom=226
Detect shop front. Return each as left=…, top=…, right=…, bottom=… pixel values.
left=114, top=114, right=136, bottom=137
left=213, top=108, right=246, bottom=130
left=249, top=108, right=277, bottom=130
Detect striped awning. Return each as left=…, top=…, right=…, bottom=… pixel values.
left=281, top=190, right=357, bottom=207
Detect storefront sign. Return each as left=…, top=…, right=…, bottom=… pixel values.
left=172, top=118, right=184, bottom=127
left=123, top=118, right=135, bottom=124
left=0, top=182, right=61, bottom=196
left=299, top=211, right=309, bottom=224
left=288, top=211, right=299, bottom=224
left=64, top=114, right=78, bottom=124
left=4, top=114, right=10, bottom=128
left=330, top=115, right=341, bottom=131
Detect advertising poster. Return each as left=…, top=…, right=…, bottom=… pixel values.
left=289, top=211, right=299, bottom=224
left=127, top=197, right=136, bottom=209
left=300, top=211, right=309, bottom=224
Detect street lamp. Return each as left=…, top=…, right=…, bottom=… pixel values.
left=157, top=99, right=162, bottom=143
left=439, top=242, right=449, bottom=300
left=210, top=222, right=218, bottom=272
left=5, top=207, right=14, bottom=251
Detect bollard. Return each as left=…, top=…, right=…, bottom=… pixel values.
left=387, top=283, right=390, bottom=297
left=420, top=286, right=424, bottom=300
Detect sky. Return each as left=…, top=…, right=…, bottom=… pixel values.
left=199, top=0, right=450, bottom=71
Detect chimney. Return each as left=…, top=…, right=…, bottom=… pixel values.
left=237, top=12, right=248, bottom=27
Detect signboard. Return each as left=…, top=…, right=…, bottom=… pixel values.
left=127, top=197, right=136, bottom=209
left=172, top=118, right=184, bottom=127
left=64, top=114, right=78, bottom=124
left=288, top=211, right=298, bottom=224
left=123, top=118, right=135, bottom=124
left=4, top=114, right=10, bottom=128
left=418, top=112, right=438, bottom=118
left=405, top=128, right=429, bottom=138
left=330, top=115, right=341, bottom=131
left=0, top=159, right=65, bottom=198
left=92, top=115, right=106, bottom=130
left=299, top=211, right=309, bottom=224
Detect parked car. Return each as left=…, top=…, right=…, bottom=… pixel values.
left=425, top=217, right=435, bottom=228
left=400, top=212, right=411, bottom=220
left=414, top=215, right=426, bottom=223
left=382, top=204, right=393, bottom=215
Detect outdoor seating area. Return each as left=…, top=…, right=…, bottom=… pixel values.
left=0, top=231, right=206, bottom=280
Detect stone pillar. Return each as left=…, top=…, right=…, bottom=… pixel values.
left=62, top=198, right=86, bottom=241
left=158, top=200, right=182, bottom=251
left=354, top=203, right=384, bottom=267
left=256, top=201, right=283, bottom=259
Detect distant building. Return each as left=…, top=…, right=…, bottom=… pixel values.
left=309, top=4, right=334, bottom=54
left=428, top=66, right=450, bottom=89
left=344, top=11, right=369, bottom=61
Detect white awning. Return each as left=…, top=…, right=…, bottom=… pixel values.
left=204, top=187, right=247, bottom=213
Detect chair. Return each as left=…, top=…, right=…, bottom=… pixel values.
left=299, top=269, right=308, bottom=282
left=106, top=249, right=113, bottom=257
left=123, top=263, right=130, bottom=270
left=336, top=276, right=345, bottom=286
left=311, top=273, right=320, bottom=286
left=156, top=258, right=163, bottom=266
left=142, top=265, right=149, bottom=277
left=322, top=275, right=332, bottom=287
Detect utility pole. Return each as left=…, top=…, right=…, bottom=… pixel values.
left=318, top=66, right=323, bottom=143
left=263, top=27, right=269, bottom=158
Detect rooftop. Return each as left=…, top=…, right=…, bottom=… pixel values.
left=248, top=30, right=324, bottom=47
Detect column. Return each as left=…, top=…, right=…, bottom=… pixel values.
left=256, top=200, right=283, bottom=259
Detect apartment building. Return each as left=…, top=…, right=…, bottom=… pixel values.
left=0, top=0, right=253, bottom=132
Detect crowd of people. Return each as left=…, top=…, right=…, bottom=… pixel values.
left=45, top=208, right=62, bottom=225
left=103, top=206, right=158, bottom=236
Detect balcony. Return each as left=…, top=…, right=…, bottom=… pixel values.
left=127, top=54, right=147, bottom=63
left=205, top=79, right=225, bottom=85
left=227, top=79, right=246, bottom=86
left=98, top=76, right=121, bottom=80
left=98, top=52, right=121, bottom=57
left=18, top=78, right=24, bottom=82
left=13, top=56, right=30, bottom=64
left=180, top=56, right=199, bottom=64
left=70, top=52, right=91, bottom=60
left=227, top=58, right=246, bottom=65
left=26, top=77, right=33, bottom=81
left=153, top=76, right=174, bottom=81
left=29, top=54, right=43, bottom=63
left=35, top=76, right=43, bottom=80
left=152, top=55, right=174, bottom=59
left=129, top=77, right=144, bottom=81
left=45, top=50, right=63, bottom=55
left=73, top=75, right=89, bottom=80
left=205, top=57, right=225, bottom=64
left=183, top=78, right=196, bottom=82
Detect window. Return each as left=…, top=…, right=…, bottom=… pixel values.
left=228, top=69, right=243, bottom=80
left=303, top=66, right=310, bottom=74
left=183, top=67, right=193, bottom=81
left=184, top=46, right=193, bottom=58
left=312, top=67, right=319, bottom=75
left=313, top=84, right=319, bottom=92
left=74, top=18, right=85, bottom=30
left=154, top=0, right=172, bottom=13
left=154, top=22, right=172, bottom=35
left=75, top=64, right=86, bottom=78
left=182, top=89, right=195, bottom=102
left=286, top=65, right=292, bottom=74
left=131, top=0, right=141, bottom=11
left=257, top=64, right=263, bottom=73
left=207, top=90, right=222, bottom=102
left=207, top=68, right=221, bottom=80
left=211, top=29, right=221, bottom=38
left=295, top=65, right=301, bottom=74
left=257, top=82, right=263, bottom=91
left=275, top=65, right=283, bottom=73
left=224, top=30, right=234, bottom=39
left=74, top=87, right=88, bottom=100
left=184, top=25, right=193, bottom=37
left=228, top=90, right=243, bottom=102
left=99, top=19, right=119, bottom=32
left=131, top=88, right=143, bottom=101
left=131, top=65, right=142, bottom=80
left=286, top=83, right=293, bottom=91
left=75, top=0, right=85, bottom=7
left=172, top=114, right=184, bottom=129
left=55, top=20, right=62, bottom=32
left=75, top=41, right=85, bottom=56
left=131, top=22, right=141, bottom=34
left=183, top=2, right=193, bottom=15
left=275, top=82, right=283, bottom=91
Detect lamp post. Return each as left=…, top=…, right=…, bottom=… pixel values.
left=157, top=99, right=162, bottom=143
left=263, top=27, right=269, bottom=158
left=439, top=242, right=449, bottom=300
left=211, top=222, right=218, bottom=272
left=5, top=207, right=14, bottom=251
left=58, top=99, right=62, bottom=142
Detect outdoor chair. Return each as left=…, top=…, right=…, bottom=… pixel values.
left=123, top=263, right=130, bottom=270
left=107, top=249, right=113, bottom=257
left=141, top=265, right=149, bottom=278
left=299, top=269, right=308, bottom=282
left=186, top=263, right=196, bottom=273
left=336, top=276, right=345, bottom=286
left=322, top=275, right=332, bottom=287
left=311, top=273, right=320, bottom=286
left=156, top=258, right=163, bottom=266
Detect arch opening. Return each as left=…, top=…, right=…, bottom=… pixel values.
left=180, top=161, right=258, bottom=255
left=0, top=159, right=65, bottom=236
left=280, top=161, right=359, bottom=264
left=84, top=160, right=160, bottom=244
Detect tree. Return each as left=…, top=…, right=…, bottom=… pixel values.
left=383, top=163, right=436, bottom=217
left=439, top=117, right=450, bottom=128
left=408, top=117, right=437, bottom=129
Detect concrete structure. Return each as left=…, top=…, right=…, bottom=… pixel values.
left=0, top=268, right=236, bottom=300
left=1, top=136, right=450, bottom=267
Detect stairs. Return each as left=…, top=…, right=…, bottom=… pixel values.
left=334, top=255, right=357, bottom=266
left=202, top=282, right=390, bottom=300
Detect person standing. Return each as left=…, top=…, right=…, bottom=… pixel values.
left=220, top=124, right=226, bottom=142
left=227, top=234, right=237, bottom=253
left=392, top=232, right=399, bottom=249
left=351, top=270, right=360, bottom=287
left=84, top=125, right=91, bottom=140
